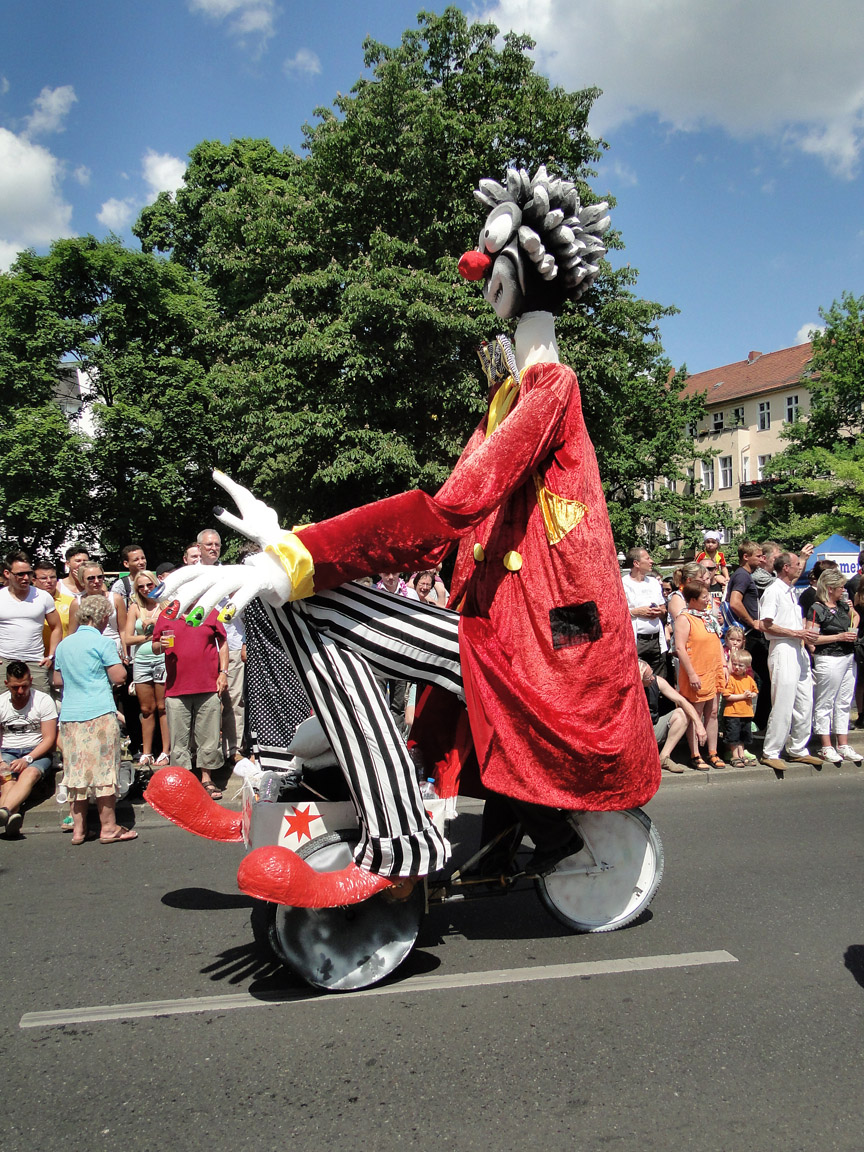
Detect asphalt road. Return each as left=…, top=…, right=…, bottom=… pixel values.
left=3, top=774, right=863, bottom=1152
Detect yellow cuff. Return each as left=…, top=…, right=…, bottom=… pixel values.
left=265, top=532, right=316, bottom=601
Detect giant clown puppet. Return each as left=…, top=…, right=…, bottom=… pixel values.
left=146, top=165, right=661, bottom=906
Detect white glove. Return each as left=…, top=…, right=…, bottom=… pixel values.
left=158, top=471, right=293, bottom=624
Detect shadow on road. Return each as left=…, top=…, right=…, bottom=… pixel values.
left=843, top=945, right=864, bottom=989
left=161, top=886, right=254, bottom=911
left=201, top=940, right=291, bottom=987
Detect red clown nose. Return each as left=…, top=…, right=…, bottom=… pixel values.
left=458, top=249, right=492, bottom=281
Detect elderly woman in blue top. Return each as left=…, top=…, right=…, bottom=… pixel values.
left=53, top=595, right=137, bottom=844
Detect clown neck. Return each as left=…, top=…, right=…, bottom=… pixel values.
left=513, top=310, right=560, bottom=375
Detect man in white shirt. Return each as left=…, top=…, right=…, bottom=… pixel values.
left=759, top=551, right=821, bottom=770
left=622, top=547, right=667, bottom=676
left=0, top=553, right=63, bottom=694
left=0, top=660, right=59, bottom=836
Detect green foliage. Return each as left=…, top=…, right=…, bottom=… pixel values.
left=3, top=7, right=709, bottom=557
left=760, top=291, right=864, bottom=546
left=136, top=7, right=702, bottom=540
left=0, top=403, right=92, bottom=556
left=0, top=237, right=221, bottom=564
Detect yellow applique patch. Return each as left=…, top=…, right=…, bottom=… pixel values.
left=533, top=474, right=588, bottom=545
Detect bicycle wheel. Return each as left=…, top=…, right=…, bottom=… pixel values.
left=268, top=831, right=425, bottom=992
left=536, top=808, right=664, bottom=933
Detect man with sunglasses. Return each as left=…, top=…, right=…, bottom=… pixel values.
left=0, top=552, right=63, bottom=694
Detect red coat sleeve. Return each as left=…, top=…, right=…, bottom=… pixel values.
left=295, top=371, right=570, bottom=591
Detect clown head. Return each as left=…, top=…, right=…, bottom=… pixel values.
left=459, top=165, right=611, bottom=320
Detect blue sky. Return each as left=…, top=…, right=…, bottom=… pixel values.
left=2, top=0, right=862, bottom=374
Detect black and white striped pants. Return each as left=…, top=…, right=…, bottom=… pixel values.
left=266, top=582, right=463, bottom=877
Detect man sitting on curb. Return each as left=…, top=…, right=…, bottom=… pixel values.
left=638, top=659, right=707, bottom=774
left=0, top=660, right=58, bottom=837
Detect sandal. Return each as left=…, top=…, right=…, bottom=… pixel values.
left=99, top=826, right=138, bottom=844
left=138, top=753, right=154, bottom=767
left=203, top=781, right=223, bottom=800
left=154, top=753, right=170, bottom=766
left=729, top=757, right=747, bottom=768
left=690, top=755, right=711, bottom=772
left=707, top=752, right=726, bottom=769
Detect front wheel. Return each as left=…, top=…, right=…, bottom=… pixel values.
left=536, top=808, right=663, bottom=933
left=267, top=831, right=425, bottom=992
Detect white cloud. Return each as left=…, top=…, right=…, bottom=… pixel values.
left=188, top=0, right=277, bottom=52
left=97, top=197, right=137, bottom=231
left=0, top=127, right=74, bottom=270
left=24, top=85, right=77, bottom=137
left=142, top=150, right=186, bottom=199
left=73, top=164, right=91, bottom=186
left=478, top=0, right=864, bottom=176
left=0, top=77, right=9, bottom=96
left=795, top=322, right=824, bottom=345
left=284, top=48, right=321, bottom=78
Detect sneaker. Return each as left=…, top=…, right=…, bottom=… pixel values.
left=838, top=745, right=863, bottom=763
left=817, top=746, right=842, bottom=763
left=5, top=811, right=23, bottom=836
left=742, top=751, right=759, bottom=764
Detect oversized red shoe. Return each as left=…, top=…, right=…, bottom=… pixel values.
left=237, top=845, right=393, bottom=907
left=144, top=767, right=243, bottom=843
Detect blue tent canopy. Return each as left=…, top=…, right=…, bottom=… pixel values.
left=804, top=533, right=861, bottom=579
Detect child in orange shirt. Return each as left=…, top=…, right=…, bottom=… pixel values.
left=722, top=650, right=758, bottom=767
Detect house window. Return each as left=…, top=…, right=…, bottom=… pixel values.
left=757, top=454, right=772, bottom=481
left=687, top=420, right=698, bottom=438
left=719, top=456, right=733, bottom=489
left=686, top=466, right=695, bottom=496
left=732, top=406, right=745, bottom=427
left=665, top=521, right=680, bottom=543
left=741, top=455, right=750, bottom=483
left=643, top=480, right=655, bottom=500
left=786, top=394, right=799, bottom=422
left=758, top=401, right=771, bottom=430
left=713, top=412, right=724, bottom=432
left=701, top=460, right=715, bottom=491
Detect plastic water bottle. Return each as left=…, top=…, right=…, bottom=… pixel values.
left=55, top=782, right=68, bottom=804
left=258, top=771, right=283, bottom=803
left=419, top=777, right=438, bottom=800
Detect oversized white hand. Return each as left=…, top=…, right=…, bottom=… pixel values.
left=212, top=470, right=282, bottom=547
left=155, top=470, right=295, bottom=626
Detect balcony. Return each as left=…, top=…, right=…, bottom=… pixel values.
left=739, top=479, right=783, bottom=501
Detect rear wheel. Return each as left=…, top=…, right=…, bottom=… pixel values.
left=267, top=831, right=425, bottom=992
left=536, top=808, right=663, bottom=933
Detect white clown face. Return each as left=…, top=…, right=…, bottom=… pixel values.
left=483, top=250, right=524, bottom=319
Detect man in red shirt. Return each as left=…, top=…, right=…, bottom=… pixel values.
left=152, top=612, right=228, bottom=799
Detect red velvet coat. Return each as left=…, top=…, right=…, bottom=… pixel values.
left=296, top=361, right=660, bottom=811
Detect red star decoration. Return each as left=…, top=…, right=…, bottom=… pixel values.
left=282, top=804, right=321, bottom=843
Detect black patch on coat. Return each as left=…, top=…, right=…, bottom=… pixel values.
left=549, top=602, right=602, bottom=650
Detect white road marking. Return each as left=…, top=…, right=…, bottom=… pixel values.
left=19, top=950, right=737, bottom=1028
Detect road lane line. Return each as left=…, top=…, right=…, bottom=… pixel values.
left=19, top=949, right=737, bottom=1028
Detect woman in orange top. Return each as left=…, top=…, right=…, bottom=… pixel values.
left=674, top=581, right=727, bottom=771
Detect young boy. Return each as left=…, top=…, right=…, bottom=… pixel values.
left=722, top=649, right=758, bottom=767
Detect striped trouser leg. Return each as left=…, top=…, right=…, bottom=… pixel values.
left=270, top=583, right=462, bottom=877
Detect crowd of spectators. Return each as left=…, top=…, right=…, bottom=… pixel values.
left=3, top=521, right=862, bottom=839
left=0, top=534, right=452, bottom=840
left=0, top=530, right=248, bottom=840
left=624, top=533, right=864, bottom=773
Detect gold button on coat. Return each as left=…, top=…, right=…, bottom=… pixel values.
left=473, top=543, right=485, bottom=562
left=503, top=550, right=523, bottom=571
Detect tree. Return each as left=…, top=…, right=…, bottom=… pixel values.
left=0, top=237, right=221, bottom=563
left=759, top=292, right=864, bottom=545
left=136, top=7, right=706, bottom=542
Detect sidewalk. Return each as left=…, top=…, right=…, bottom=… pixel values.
left=10, top=726, right=864, bottom=834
